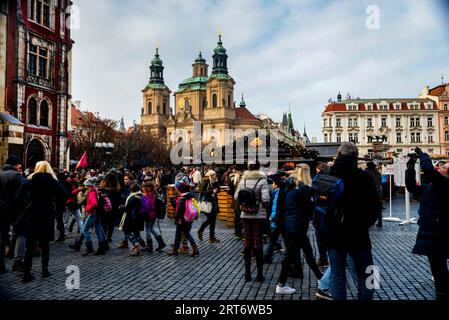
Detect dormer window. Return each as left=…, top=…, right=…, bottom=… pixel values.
left=346, top=104, right=358, bottom=111
left=365, top=103, right=373, bottom=111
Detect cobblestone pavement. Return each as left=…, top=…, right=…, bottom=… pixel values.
left=0, top=196, right=439, bottom=300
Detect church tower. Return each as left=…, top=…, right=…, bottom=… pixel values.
left=203, top=35, right=236, bottom=144
left=141, top=48, right=171, bottom=136
left=174, top=52, right=209, bottom=120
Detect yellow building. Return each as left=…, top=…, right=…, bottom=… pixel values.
left=140, top=36, right=265, bottom=146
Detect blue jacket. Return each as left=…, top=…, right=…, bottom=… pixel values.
left=281, top=177, right=314, bottom=234
left=270, top=188, right=279, bottom=229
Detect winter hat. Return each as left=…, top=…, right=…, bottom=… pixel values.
left=6, top=155, right=21, bottom=166
left=84, top=177, right=97, bottom=187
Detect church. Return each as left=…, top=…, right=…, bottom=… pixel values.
left=140, top=35, right=292, bottom=147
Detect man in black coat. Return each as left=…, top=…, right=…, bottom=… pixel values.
left=406, top=147, right=449, bottom=301
left=326, top=142, right=381, bottom=300
left=0, top=155, right=24, bottom=273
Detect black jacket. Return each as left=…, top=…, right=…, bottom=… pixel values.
left=406, top=153, right=449, bottom=258
left=281, top=178, right=314, bottom=234
left=326, top=156, right=381, bottom=250
left=15, top=173, right=67, bottom=242
left=0, top=165, right=24, bottom=224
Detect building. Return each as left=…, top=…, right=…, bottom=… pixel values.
left=140, top=35, right=299, bottom=149
left=419, top=82, right=449, bottom=156
left=0, top=0, right=73, bottom=168
left=322, top=94, right=440, bottom=157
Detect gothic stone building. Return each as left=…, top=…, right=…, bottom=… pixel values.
left=0, top=0, right=73, bottom=168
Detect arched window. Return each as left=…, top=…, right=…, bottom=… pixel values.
left=163, top=102, right=167, bottom=115
left=39, top=99, right=49, bottom=127
left=28, top=97, right=38, bottom=125
left=185, top=100, right=190, bottom=112
left=212, top=94, right=217, bottom=108
left=228, top=94, right=231, bottom=108
left=147, top=101, right=152, bottom=114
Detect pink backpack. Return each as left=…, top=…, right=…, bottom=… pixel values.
left=181, top=193, right=200, bottom=222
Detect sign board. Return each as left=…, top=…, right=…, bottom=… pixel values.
left=393, top=155, right=421, bottom=187
left=382, top=164, right=394, bottom=175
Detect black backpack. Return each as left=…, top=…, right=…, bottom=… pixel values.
left=237, top=178, right=262, bottom=215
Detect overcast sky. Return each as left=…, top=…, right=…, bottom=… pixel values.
left=71, top=0, right=449, bottom=141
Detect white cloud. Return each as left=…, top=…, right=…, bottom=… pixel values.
left=71, top=0, right=449, bottom=140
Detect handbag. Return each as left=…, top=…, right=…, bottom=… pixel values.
left=198, top=195, right=212, bottom=214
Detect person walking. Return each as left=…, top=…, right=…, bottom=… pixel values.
left=325, top=142, right=381, bottom=300
left=141, top=181, right=166, bottom=252
left=0, top=155, right=24, bottom=274
left=406, top=148, right=449, bottom=300
left=167, top=181, right=199, bottom=257
left=234, top=162, right=270, bottom=282
left=275, top=164, right=323, bottom=294
left=15, top=161, right=67, bottom=283
left=99, top=173, right=121, bottom=243
left=198, top=170, right=220, bottom=243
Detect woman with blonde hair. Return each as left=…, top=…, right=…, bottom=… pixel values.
left=275, top=163, right=322, bottom=295
left=15, top=161, right=67, bottom=283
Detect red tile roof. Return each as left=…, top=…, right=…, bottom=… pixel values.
left=428, top=85, right=446, bottom=97
left=323, top=99, right=437, bottom=113
left=235, top=107, right=261, bottom=122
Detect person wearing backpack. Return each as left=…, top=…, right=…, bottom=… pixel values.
left=234, top=162, right=271, bottom=282
left=141, top=181, right=166, bottom=253
left=99, top=173, right=121, bottom=243
left=326, top=142, right=381, bottom=300
left=197, top=170, right=220, bottom=243
left=275, top=164, right=323, bottom=295
left=167, top=181, right=199, bottom=257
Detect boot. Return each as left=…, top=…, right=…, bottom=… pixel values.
left=139, top=239, right=147, bottom=252
left=155, top=235, right=166, bottom=252
left=197, top=229, right=203, bottom=241
left=179, top=244, right=189, bottom=254
left=82, top=241, right=94, bottom=256
left=69, top=233, right=84, bottom=251
left=130, top=243, right=141, bottom=256
left=209, top=235, right=220, bottom=244
left=190, top=244, right=199, bottom=257
left=146, top=238, right=153, bottom=253
left=255, top=249, right=264, bottom=282
left=94, top=241, right=107, bottom=255
left=244, top=248, right=252, bottom=281
left=167, top=246, right=178, bottom=256
left=117, top=240, right=129, bottom=249
left=22, top=272, right=35, bottom=283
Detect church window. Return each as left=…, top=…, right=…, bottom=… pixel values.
left=40, top=99, right=49, bottom=127
left=28, top=97, right=38, bottom=125
left=212, top=94, right=217, bottom=108
left=148, top=102, right=152, bottom=114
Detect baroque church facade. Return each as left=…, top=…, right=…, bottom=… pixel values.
left=140, top=35, right=266, bottom=147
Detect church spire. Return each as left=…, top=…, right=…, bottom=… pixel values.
left=239, top=93, right=246, bottom=107
left=149, top=47, right=164, bottom=84
left=212, top=34, right=228, bottom=74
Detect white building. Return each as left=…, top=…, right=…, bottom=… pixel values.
left=322, top=96, right=440, bottom=157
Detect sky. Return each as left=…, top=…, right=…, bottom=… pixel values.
left=71, top=0, right=449, bottom=141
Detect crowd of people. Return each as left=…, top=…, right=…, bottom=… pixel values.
left=0, top=142, right=448, bottom=300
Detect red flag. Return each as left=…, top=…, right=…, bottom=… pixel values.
left=76, top=151, right=88, bottom=169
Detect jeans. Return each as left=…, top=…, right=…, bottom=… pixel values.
left=318, top=257, right=358, bottom=291
left=263, top=226, right=281, bottom=261
left=66, top=207, right=84, bottom=232
left=14, top=233, right=26, bottom=262
left=428, top=255, right=449, bottom=300
left=313, top=214, right=328, bottom=261
left=174, top=223, right=196, bottom=249
left=82, top=215, right=105, bottom=243
left=328, top=248, right=374, bottom=300
left=145, top=220, right=160, bottom=239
